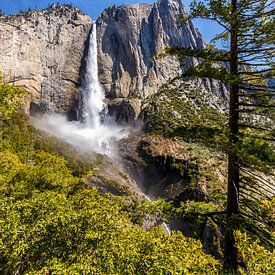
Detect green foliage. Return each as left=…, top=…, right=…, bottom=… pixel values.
left=176, top=201, right=222, bottom=235
left=237, top=135, right=275, bottom=172
left=237, top=197, right=275, bottom=249
left=0, top=74, right=273, bottom=273
left=143, top=82, right=274, bottom=172
left=143, top=83, right=227, bottom=149
left=0, top=75, right=222, bottom=273
left=0, top=151, right=221, bottom=274
left=0, top=75, right=26, bottom=120
left=130, top=198, right=174, bottom=225
left=235, top=231, right=275, bottom=274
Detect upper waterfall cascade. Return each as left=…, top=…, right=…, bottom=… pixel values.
left=82, top=23, right=106, bottom=128
left=32, top=22, right=127, bottom=157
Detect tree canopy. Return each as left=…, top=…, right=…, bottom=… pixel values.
left=164, top=0, right=274, bottom=271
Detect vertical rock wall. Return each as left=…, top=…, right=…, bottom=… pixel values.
left=97, top=0, right=204, bottom=100
left=0, top=0, right=227, bottom=121
left=0, top=4, right=92, bottom=116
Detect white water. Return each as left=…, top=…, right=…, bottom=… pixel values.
left=82, top=23, right=106, bottom=128
left=33, top=22, right=127, bottom=157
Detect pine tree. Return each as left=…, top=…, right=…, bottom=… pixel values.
left=165, top=0, right=274, bottom=271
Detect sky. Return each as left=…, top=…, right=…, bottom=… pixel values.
left=0, top=0, right=224, bottom=46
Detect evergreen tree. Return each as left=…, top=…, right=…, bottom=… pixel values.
left=165, top=0, right=274, bottom=271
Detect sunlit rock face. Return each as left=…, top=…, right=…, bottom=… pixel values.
left=0, top=4, right=92, bottom=116
left=96, top=0, right=228, bottom=121
left=0, top=0, right=227, bottom=121
left=97, top=0, right=204, bottom=100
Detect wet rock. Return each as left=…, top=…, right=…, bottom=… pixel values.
left=107, top=97, right=141, bottom=124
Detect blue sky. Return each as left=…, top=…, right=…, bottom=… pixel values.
left=0, top=0, right=224, bottom=46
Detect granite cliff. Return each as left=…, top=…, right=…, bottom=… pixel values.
left=97, top=0, right=204, bottom=98
left=97, top=0, right=207, bottom=120
left=0, top=4, right=91, bottom=117
left=0, top=0, right=226, bottom=120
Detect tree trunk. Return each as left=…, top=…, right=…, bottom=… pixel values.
left=224, top=0, right=240, bottom=271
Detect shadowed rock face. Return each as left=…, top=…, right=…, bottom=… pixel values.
left=0, top=4, right=92, bottom=116
left=97, top=0, right=204, bottom=100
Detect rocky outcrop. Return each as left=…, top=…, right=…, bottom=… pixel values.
left=0, top=4, right=91, bottom=116
left=118, top=132, right=227, bottom=257
left=119, top=132, right=227, bottom=200
left=97, top=0, right=204, bottom=105
left=120, top=133, right=198, bottom=199
left=107, top=97, right=142, bottom=124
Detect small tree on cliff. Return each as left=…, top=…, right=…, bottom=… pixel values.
left=165, top=0, right=274, bottom=271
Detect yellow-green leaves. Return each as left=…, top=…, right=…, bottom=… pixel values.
left=235, top=231, right=275, bottom=274
left=0, top=96, right=221, bottom=273
left=0, top=75, right=26, bottom=120
left=0, top=183, right=221, bottom=274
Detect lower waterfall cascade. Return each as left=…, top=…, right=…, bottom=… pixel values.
left=32, top=22, right=127, bottom=157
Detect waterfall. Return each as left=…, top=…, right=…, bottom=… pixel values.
left=32, top=22, right=127, bottom=157
left=82, top=23, right=106, bottom=128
